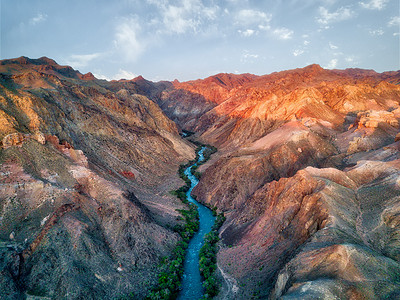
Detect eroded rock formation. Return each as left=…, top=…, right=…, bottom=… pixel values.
left=146, top=65, right=400, bottom=299
left=1, top=57, right=400, bottom=299
left=0, top=57, right=194, bottom=299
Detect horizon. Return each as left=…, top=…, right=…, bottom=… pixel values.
left=2, top=55, right=398, bottom=83
left=2, top=0, right=399, bottom=81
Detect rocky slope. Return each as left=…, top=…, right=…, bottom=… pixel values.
left=0, top=57, right=194, bottom=299
left=2, top=57, right=400, bottom=299
left=146, top=65, right=400, bottom=298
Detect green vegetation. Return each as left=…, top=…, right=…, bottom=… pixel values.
left=145, top=143, right=220, bottom=300
left=146, top=169, right=199, bottom=299
left=146, top=203, right=199, bottom=299
left=145, top=148, right=202, bottom=299
left=199, top=212, right=226, bottom=299
left=190, top=143, right=217, bottom=180
left=27, top=286, right=47, bottom=297
left=190, top=164, right=202, bottom=180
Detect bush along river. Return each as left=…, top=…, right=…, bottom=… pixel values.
left=146, top=144, right=224, bottom=299
left=178, top=147, right=215, bottom=300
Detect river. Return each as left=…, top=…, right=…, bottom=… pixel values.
left=177, top=147, right=216, bottom=299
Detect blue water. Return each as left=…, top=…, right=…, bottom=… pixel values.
left=177, top=147, right=216, bottom=300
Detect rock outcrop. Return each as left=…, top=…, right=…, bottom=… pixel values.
left=0, top=57, right=194, bottom=299
left=147, top=65, right=400, bottom=299
left=2, top=57, right=400, bottom=299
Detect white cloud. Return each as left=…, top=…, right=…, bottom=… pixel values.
left=304, top=40, right=310, bottom=45
left=317, top=6, right=354, bottom=24
left=345, top=56, right=357, bottom=63
left=66, top=53, right=102, bottom=69
left=293, top=49, right=304, bottom=56
left=326, top=58, right=338, bottom=69
left=93, top=73, right=110, bottom=81
left=238, top=29, right=255, bottom=37
left=360, top=0, right=389, bottom=10
left=163, top=5, right=198, bottom=34
left=329, top=42, right=338, bottom=49
left=369, top=29, right=384, bottom=36
left=148, top=0, right=220, bottom=35
left=258, top=24, right=271, bottom=31
left=29, top=13, right=47, bottom=25
left=243, top=53, right=259, bottom=59
left=112, top=69, right=137, bottom=80
left=241, top=51, right=259, bottom=63
left=114, top=17, right=144, bottom=62
left=236, top=9, right=272, bottom=25
left=388, top=16, right=400, bottom=27
left=235, top=9, right=293, bottom=40
left=272, top=27, right=294, bottom=40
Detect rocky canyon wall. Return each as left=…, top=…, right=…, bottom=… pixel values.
left=150, top=65, right=400, bottom=299
left=0, top=57, right=195, bottom=299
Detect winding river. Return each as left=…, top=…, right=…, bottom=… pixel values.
left=177, top=147, right=216, bottom=299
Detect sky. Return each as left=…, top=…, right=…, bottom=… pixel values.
left=1, top=0, right=399, bottom=81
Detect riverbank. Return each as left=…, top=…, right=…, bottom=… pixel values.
left=177, top=147, right=216, bottom=299
left=145, top=145, right=219, bottom=299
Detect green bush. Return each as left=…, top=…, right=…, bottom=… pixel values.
left=145, top=145, right=220, bottom=299
left=198, top=212, right=225, bottom=298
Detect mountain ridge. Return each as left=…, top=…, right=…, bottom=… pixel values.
left=0, top=56, right=195, bottom=299
left=1, top=56, right=400, bottom=299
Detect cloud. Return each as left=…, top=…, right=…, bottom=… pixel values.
left=114, top=17, right=144, bottom=62
left=359, top=0, right=389, bottom=10
left=163, top=4, right=198, bottom=34
left=369, top=29, right=384, bottom=36
left=326, top=58, right=338, bottom=69
left=238, top=29, right=256, bottom=37
left=293, top=49, right=304, bottom=56
left=29, top=13, right=47, bottom=25
left=236, top=9, right=272, bottom=26
left=317, top=6, right=354, bottom=24
left=272, top=27, right=294, bottom=40
left=258, top=24, right=271, bottom=31
left=241, top=51, right=259, bottom=63
left=235, top=9, right=293, bottom=40
left=147, top=0, right=220, bottom=35
left=329, top=42, right=338, bottom=49
left=93, top=73, right=110, bottom=81
left=112, top=69, right=137, bottom=80
left=66, top=53, right=102, bottom=69
left=304, top=40, right=310, bottom=45
left=345, top=56, right=357, bottom=63
left=388, top=16, right=400, bottom=27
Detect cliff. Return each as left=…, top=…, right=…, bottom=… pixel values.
left=0, top=57, right=194, bottom=299
left=150, top=65, right=400, bottom=299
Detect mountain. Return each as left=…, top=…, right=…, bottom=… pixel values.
left=1, top=57, right=400, bottom=299
left=141, top=65, right=400, bottom=299
left=0, top=57, right=194, bottom=299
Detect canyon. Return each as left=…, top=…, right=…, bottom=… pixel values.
left=1, top=57, right=400, bottom=299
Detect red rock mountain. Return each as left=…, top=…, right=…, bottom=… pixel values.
left=137, top=65, right=400, bottom=299
left=0, top=57, right=194, bottom=299
left=1, top=57, right=400, bottom=299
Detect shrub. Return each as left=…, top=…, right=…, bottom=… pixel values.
left=145, top=145, right=219, bottom=299
left=198, top=212, right=225, bottom=298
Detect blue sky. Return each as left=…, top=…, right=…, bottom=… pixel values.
left=1, top=0, right=399, bottom=81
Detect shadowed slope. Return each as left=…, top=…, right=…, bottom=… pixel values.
left=0, top=57, right=194, bottom=299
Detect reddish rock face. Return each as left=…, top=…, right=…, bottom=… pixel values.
left=1, top=57, right=400, bottom=299
left=0, top=57, right=194, bottom=299
left=144, top=65, right=400, bottom=299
